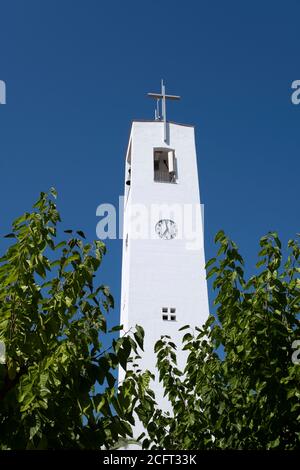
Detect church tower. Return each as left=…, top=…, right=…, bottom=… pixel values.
left=119, top=81, right=209, bottom=419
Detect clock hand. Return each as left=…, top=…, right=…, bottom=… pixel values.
left=162, top=227, right=169, bottom=237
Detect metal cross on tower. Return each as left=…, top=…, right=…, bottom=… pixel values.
left=147, top=80, right=181, bottom=142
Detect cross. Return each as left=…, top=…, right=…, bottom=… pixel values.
left=147, top=80, right=181, bottom=142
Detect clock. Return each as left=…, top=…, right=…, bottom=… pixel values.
left=155, top=219, right=177, bottom=240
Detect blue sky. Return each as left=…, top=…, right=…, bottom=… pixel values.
left=0, top=0, right=299, bottom=329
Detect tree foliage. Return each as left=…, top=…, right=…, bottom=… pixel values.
left=133, top=231, right=300, bottom=449
left=0, top=190, right=143, bottom=449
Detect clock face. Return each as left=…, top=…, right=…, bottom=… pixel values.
left=155, top=219, right=177, bottom=240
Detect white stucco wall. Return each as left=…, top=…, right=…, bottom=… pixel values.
left=119, top=120, right=209, bottom=441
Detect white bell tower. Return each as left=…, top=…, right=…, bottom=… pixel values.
left=119, top=81, right=209, bottom=429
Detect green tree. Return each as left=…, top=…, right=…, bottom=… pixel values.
left=132, top=231, right=300, bottom=449
left=0, top=190, right=143, bottom=449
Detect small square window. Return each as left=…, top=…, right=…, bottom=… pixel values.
left=170, top=308, right=176, bottom=314
left=170, top=315, right=176, bottom=321
left=162, top=315, right=168, bottom=321
left=162, top=307, right=168, bottom=313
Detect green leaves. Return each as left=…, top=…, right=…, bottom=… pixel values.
left=178, top=324, right=190, bottom=331
left=50, top=187, right=57, bottom=199
left=2, top=191, right=299, bottom=450
left=134, top=325, right=144, bottom=351
left=133, top=231, right=300, bottom=450
left=0, top=190, right=144, bottom=450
